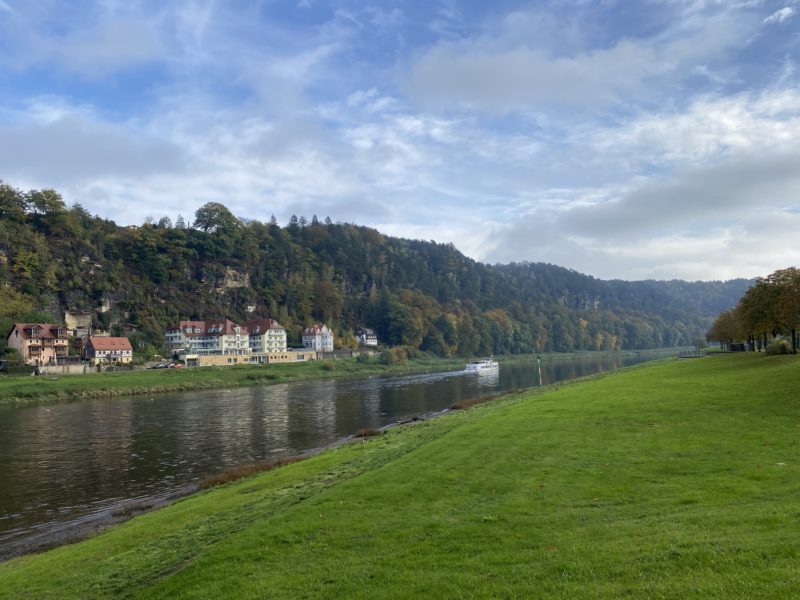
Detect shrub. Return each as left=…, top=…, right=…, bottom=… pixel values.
left=394, top=347, right=408, bottom=364
left=765, top=339, right=791, bottom=355
left=381, top=347, right=409, bottom=366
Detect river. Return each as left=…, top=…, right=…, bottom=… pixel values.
left=0, top=352, right=666, bottom=557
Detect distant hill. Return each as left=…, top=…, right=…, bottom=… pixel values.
left=0, top=182, right=751, bottom=356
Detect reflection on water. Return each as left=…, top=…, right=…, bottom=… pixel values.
left=0, top=352, right=664, bottom=553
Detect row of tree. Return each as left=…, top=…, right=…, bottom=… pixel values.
left=707, top=267, right=800, bottom=353
left=1, top=180, right=749, bottom=358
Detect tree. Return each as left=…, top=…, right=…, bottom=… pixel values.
left=0, top=181, right=27, bottom=222
left=738, top=278, right=779, bottom=350
left=706, top=309, right=743, bottom=350
left=193, top=202, right=239, bottom=233
left=27, top=188, right=65, bottom=215
left=767, top=268, right=800, bottom=353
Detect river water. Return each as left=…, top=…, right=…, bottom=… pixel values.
left=0, top=352, right=666, bottom=556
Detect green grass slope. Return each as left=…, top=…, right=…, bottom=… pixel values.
left=2, top=354, right=799, bottom=598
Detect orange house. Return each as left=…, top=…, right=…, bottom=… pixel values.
left=7, top=323, right=70, bottom=366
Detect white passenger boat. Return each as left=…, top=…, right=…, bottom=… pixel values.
left=465, top=358, right=499, bottom=372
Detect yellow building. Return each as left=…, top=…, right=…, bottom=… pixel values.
left=186, top=349, right=314, bottom=367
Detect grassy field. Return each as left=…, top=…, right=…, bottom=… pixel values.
left=0, top=356, right=467, bottom=405
left=2, top=353, right=798, bottom=598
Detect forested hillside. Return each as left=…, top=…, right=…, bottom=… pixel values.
left=0, top=181, right=750, bottom=357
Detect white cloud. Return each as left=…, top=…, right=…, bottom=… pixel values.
left=575, top=89, right=800, bottom=171
left=486, top=211, right=800, bottom=281
left=0, top=98, right=184, bottom=186
left=482, top=86, right=800, bottom=278
left=401, top=6, right=753, bottom=113
left=2, top=13, right=165, bottom=76
left=562, top=148, right=800, bottom=237
left=764, top=6, right=795, bottom=24
left=2, top=1, right=798, bottom=281
left=403, top=42, right=657, bottom=112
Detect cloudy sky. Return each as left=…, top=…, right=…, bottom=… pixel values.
left=1, top=0, right=799, bottom=281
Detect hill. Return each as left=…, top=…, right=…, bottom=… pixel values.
left=0, top=181, right=750, bottom=357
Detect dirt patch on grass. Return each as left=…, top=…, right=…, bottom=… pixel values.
left=353, top=427, right=382, bottom=438
left=199, top=456, right=306, bottom=489
left=450, top=394, right=502, bottom=410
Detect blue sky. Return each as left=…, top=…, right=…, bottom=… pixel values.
left=1, top=0, right=799, bottom=280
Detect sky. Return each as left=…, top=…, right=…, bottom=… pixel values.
left=0, top=0, right=799, bottom=281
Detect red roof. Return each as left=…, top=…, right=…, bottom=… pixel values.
left=169, top=319, right=247, bottom=337
left=9, top=323, right=68, bottom=340
left=167, top=320, right=205, bottom=333
left=244, top=319, right=284, bottom=334
left=302, top=324, right=330, bottom=335
left=87, top=337, right=133, bottom=351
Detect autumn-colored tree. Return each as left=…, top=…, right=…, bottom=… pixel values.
left=765, top=268, right=800, bottom=353
left=706, top=308, right=744, bottom=350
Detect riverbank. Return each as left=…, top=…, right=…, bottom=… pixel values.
left=0, top=349, right=672, bottom=405
left=3, top=352, right=798, bottom=598
left=0, top=355, right=465, bottom=405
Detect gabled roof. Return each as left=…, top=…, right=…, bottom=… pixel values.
left=244, top=319, right=285, bottom=335
left=167, top=320, right=205, bottom=332
left=169, top=319, right=247, bottom=337
left=205, top=319, right=245, bottom=335
left=302, top=323, right=330, bottom=335
left=87, top=337, right=133, bottom=351
left=8, top=323, right=68, bottom=340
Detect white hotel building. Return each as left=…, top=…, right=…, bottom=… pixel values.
left=165, top=319, right=251, bottom=356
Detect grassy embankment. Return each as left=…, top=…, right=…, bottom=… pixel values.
left=4, top=353, right=799, bottom=598
left=0, top=356, right=467, bottom=405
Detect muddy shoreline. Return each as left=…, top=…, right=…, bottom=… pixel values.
left=0, top=486, right=197, bottom=562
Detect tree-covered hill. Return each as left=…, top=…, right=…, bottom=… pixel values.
left=0, top=181, right=750, bottom=357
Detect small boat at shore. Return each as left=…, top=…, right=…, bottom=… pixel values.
left=465, top=358, right=499, bottom=372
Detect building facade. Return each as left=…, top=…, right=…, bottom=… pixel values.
left=244, top=318, right=287, bottom=354
left=7, top=323, right=70, bottom=366
left=355, top=327, right=378, bottom=347
left=165, top=319, right=251, bottom=356
left=83, top=336, right=133, bottom=365
left=302, top=324, right=334, bottom=352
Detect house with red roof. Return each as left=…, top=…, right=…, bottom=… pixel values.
left=6, top=323, right=70, bottom=366
left=83, top=336, right=133, bottom=365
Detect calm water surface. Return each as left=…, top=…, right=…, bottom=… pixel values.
left=0, top=352, right=665, bottom=554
